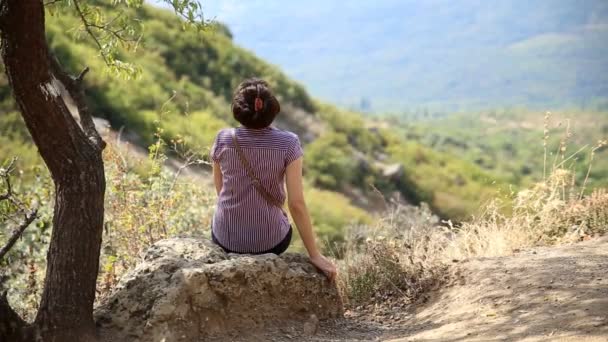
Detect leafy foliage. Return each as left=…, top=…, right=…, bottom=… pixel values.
left=339, top=167, right=608, bottom=307
left=305, top=133, right=357, bottom=190
left=0, top=164, right=53, bottom=321
left=338, top=203, right=446, bottom=306
left=98, top=136, right=215, bottom=299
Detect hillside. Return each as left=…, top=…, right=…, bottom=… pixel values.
left=392, top=109, right=608, bottom=191
left=202, top=0, right=608, bottom=111
left=0, top=2, right=505, bottom=226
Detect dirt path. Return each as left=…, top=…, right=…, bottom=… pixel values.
left=387, top=236, right=608, bottom=342
left=313, top=236, right=608, bottom=342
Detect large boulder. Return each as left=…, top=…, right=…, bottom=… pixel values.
left=95, top=238, right=343, bottom=341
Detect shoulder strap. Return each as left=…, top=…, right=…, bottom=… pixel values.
left=231, top=129, right=284, bottom=208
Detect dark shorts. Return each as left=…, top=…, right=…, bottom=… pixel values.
left=211, top=226, right=293, bottom=255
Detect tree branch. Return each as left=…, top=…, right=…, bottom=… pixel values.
left=75, top=66, right=89, bottom=83
left=0, top=209, right=37, bottom=261
left=47, top=53, right=106, bottom=151
left=72, top=1, right=139, bottom=62
left=44, top=0, right=63, bottom=6
left=159, top=0, right=208, bottom=29
left=85, top=13, right=139, bottom=44
left=0, top=158, right=39, bottom=261
left=0, top=157, right=31, bottom=340
left=72, top=0, right=109, bottom=62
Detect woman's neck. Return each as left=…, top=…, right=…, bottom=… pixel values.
left=240, top=126, right=272, bottom=131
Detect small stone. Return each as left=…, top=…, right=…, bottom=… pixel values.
left=303, top=314, right=319, bottom=336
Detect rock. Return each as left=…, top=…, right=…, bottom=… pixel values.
left=95, top=238, right=343, bottom=341
left=382, top=163, right=404, bottom=179
left=93, top=117, right=111, bottom=133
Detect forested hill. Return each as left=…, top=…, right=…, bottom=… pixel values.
left=0, top=2, right=505, bottom=229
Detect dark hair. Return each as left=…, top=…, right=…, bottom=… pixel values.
left=232, top=78, right=281, bottom=129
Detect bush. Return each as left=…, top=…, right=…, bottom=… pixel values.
left=339, top=170, right=608, bottom=308
left=1, top=133, right=217, bottom=317
left=338, top=203, right=447, bottom=306
left=0, top=162, right=53, bottom=321
left=305, top=133, right=357, bottom=190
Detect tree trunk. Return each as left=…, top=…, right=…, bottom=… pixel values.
left=0, top=0, right=106, bottom=341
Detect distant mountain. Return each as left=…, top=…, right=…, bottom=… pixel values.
left=201, top=0, right=608, bottom=112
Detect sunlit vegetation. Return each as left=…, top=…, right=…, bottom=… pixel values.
left=339, top=160, right=608, bottom=307
left=0, top=1, right=511, bottom=226
left=393, top=109, right=608, bottom=190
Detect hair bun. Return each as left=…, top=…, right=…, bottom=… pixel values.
left=232, top=78, right=281, bottom=129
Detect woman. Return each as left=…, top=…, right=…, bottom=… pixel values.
left=210, top=78, right=337, bottom=281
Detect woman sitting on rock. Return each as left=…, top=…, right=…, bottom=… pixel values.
left=210, top=78, right=337, bottom=281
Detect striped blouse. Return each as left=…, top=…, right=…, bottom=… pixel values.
left=210, top=126, right=303, bottom=253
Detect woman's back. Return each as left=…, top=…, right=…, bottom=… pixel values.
left=211, top=126, right=303, bottom=253
left=210, top=77, right=335, bottom=280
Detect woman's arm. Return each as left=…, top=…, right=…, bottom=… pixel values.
left=285, top=157, right=337, bottom=281
left=213, top=161, right=223, bottom=196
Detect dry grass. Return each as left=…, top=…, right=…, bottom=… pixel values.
left=444, top=175, right=608, bottom=261
left=339, top=174, right=608, bottom=307
left=337, top=204, right=449, bottom=306
left=338, top=114, right=608, bottom=307
left=97, top=134, right=215, bottom=301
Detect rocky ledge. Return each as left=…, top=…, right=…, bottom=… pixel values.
left=95, top=238, right=343, bottom=341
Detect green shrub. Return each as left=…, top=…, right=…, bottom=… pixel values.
left=305, top=133, right=358, bottom=190
left=301, top=187, right=372, bottom=248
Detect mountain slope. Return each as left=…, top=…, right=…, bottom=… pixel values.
left=202, top=0, right=608, bottom=111
left=0, top=2, right=505, bottom=226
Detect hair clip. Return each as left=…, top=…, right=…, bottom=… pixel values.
left=254, top=97, right=264, bottom=112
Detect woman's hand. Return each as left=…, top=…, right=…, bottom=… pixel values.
left=310, top=253, right=337, bottom=282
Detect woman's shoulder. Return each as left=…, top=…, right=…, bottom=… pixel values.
left=216, top=127, right=233, bottom=139
left=269, top=127, right=300, bottom=143
left=213, top=128, right=234, bottom=148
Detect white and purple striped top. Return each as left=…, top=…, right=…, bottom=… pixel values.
left=210, top=126, right=303, bottom=253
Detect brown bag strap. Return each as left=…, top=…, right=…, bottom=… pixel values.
left=231, top=129, right=283, bottom=208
